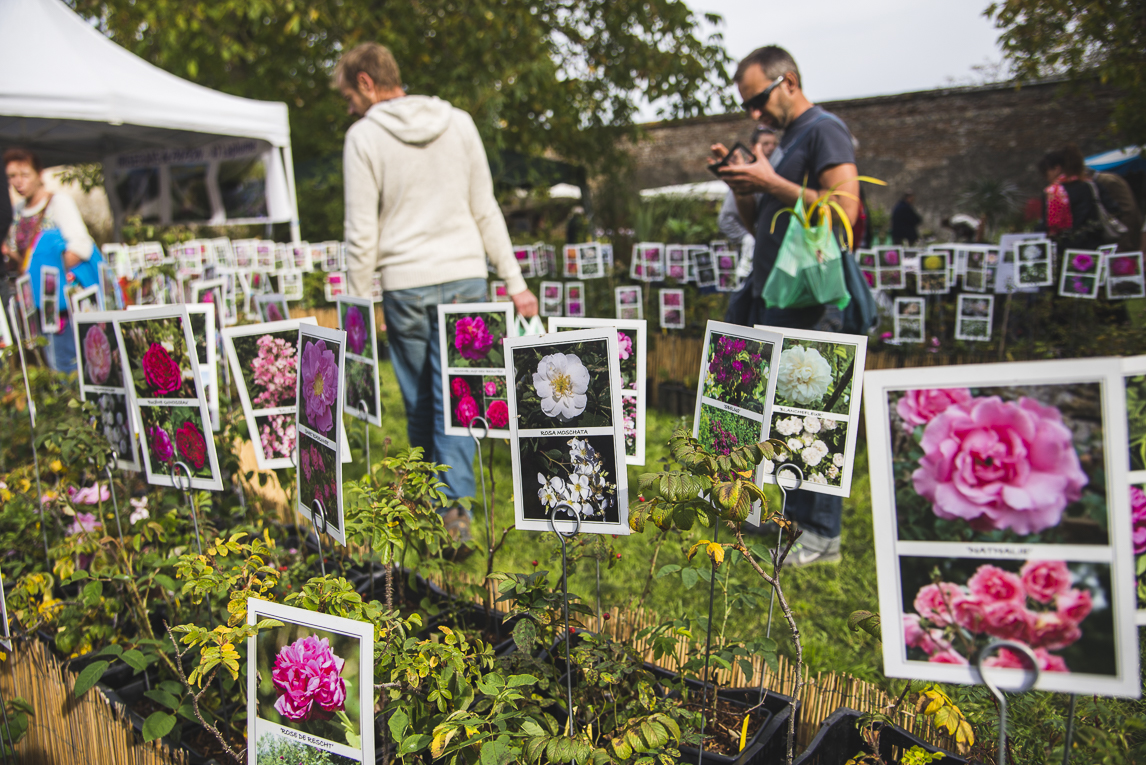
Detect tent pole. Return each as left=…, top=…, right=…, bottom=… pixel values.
left=282, top=145, right=301, bottom=244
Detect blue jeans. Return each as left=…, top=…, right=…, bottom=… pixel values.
left=48, top=313, right=77, bottom=374
left=382, top=278, right=486, bottom=502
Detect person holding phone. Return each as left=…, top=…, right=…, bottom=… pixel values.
left=711, top=46, right=860, bottom=567
left=336, top=43, right=538, bottom=548
left=716, top=126, right=781, bottom=279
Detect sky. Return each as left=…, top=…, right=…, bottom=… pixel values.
left=647, top=0, right=1006, bottom=117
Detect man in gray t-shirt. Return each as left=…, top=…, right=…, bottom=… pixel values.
left=713, top=46, right=858, bottom=330
left=710, top=46, right=860, bottom=567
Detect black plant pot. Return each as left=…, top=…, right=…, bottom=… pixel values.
left=675, top=684, right=799, bottom=765
left=792, top=708, right=967, bottom=765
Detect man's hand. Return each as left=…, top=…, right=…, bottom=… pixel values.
left=63, top=250, right=82, bottom=270
left=717, top=141, right=780, bottom=197
left=511, top=288, right=538, bottom=318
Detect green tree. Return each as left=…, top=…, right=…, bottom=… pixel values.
left=986, top=0, right=1146, bottom=144
left=69, top=0, right=734, bottom=239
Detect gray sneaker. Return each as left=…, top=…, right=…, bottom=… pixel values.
left=785, top=529, right=841, bottom=567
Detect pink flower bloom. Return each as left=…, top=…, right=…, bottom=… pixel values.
left=1110, top=256, right=1138, bottom=277
left=928, top=648, right=968, bottom=665
left=983, top=647, right=1033, bottom=670
left=880, top=331, right=892, bottom=340
left=968, top=565, right=1026, bottom=604
left=270, top=635, right=347, bottom=722
left=1028, top=611, right=1082, bottom=651
left=1131, top=487, right=1146, bottom=555
left=884, top=250, right=900, bottom=266
left=68, top=484, right=110, bottom=505
left=617, top=332, right=633, bottom=360
left=485, top=400, right=508, bottom=428
left=982, top=599, right=1033, bottom=642
left=266, top=302, right=284, bottom=322
left=454, top=316, right=495, bottom=361
left=83, top=325, right=112, bottom=385
left=484, top=381, right=498, bottom=396
left=903, top=614, right=947, bottom=654
left=1071, top=253, right=1095, bottom=273
left=251, top=336, right=297, bottom=409
left=1020, top=560, right=1072, bottom=603
left=864, top=271, right=876, bottom=288
left=142, top=343, right=182, bottom=396
left=345, top=305, right=367, bottom=356
left=67, top=511, right=102, bottom=536
left=913, top=582, right=962, bottom=626
left=1034, top=648, right=1069, bottom=673
left=896, top=388, right=972, bottom=431
left=300, top=339, right=338, bottom=435
left=450, top=378, right=470, bottom=400
left=148, top=425, right=174, bottom=464
left=951, top=593, right=987, bottom=633
left=912, top=396, right=1088, bottom=535
left=454, top=395, right=479, bottom=427
left=1055, top=588, right=1093, bottom=624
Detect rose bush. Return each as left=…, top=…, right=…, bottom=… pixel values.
left=904, top=560, right=1094, bottom=672
left=142, top=343, right=182, bottom=396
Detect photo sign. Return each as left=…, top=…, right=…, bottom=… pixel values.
left=692, top=321, right=783, bottom=525
left=72, top=310, right=142, bottom=472
left=754, top=327, right=867, bottom=498
left=114, top=306, right=223, bottom=491
left=549, top=317, right=648, bottom=466
left=437, top=303, right=515, bottom=439
left=864, top=360, right=1140, bottom=697
left=247, top=598, right=374, bottom=765
left=505, top=329, right=629, bottom=535
left=337, top=297, right=382, bottom=426
left=296, top=324, right=347, bottom=545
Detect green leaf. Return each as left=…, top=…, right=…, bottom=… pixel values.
left=656, top=564, right=681, bottom=579
left=399, top=733, right=431, bottom=755
left=141, top=711, right=176, bottom=742
left=96, top=644, right=123, bottom=658
left=121, top=649, right=148, bottom=673
left=388, top=708, right=409, bottom=741
left=82, top=580, right=103, bottom=607
left=144, top=689, right=180, bottom=711
left=508, top=674, right=538, bottom=687
left=680, top=567, right=698, bottom=589
left=74, top=661, right=109, bottom=698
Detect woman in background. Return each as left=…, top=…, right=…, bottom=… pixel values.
left=1038, top=143, right=1103, bottom=252
left=3, top=148, right=98, bottom=373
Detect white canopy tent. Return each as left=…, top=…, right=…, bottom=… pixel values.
left=639, top=180, right=728, bottom=201
left=0, top=0, right=300, bottom=240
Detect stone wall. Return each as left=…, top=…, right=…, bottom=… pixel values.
left=629, top=79, right=1122, bottom=234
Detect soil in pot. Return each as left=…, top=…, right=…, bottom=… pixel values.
left=682, top=696, right=771, bottom=758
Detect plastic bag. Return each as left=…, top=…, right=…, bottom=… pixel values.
left=514, top=314, right=546, bottom=336
left=762, top=198, right=850, bottom=311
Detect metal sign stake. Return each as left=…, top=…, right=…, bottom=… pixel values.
left=756, top=464, right=804, bottom=707
left=170, top=461, right=203, bottom=556
left=103, top=451, right=125, bottom=546
left=696, top=519, right=721, bottom=765
left=973, top=640, right=1041, bottom=765
left=311, top=499, right=328, bottom=577
left=548, top=503, right=581, bottom=736
left=10, top=301, right=48, bottom=559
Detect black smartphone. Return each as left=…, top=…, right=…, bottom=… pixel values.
left=707, top=141, right=757, bottom=178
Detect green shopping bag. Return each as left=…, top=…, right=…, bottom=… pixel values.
left=762, top=196, right=851, bottom=310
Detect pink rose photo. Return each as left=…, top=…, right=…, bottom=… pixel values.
left=119, top=316, right=196, bottom=400
left=256, top=620, right=363, bottom=753
left=899, top=556, right=1114, bottom=677
left=889, top=384, right=1107, bottom=544
left=76, top=320, right=123, bottom=389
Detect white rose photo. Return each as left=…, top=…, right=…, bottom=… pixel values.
left=510, top=338, right=614, bottom=429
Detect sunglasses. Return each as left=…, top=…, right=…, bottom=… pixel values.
left=741, top=75, right=785, bottom=114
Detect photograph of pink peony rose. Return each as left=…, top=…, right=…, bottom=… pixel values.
left=890, top=384, right=1107, bottom=544
left=139, top=407, right=213, bottom=478
left=446, top=312, right=506, bottom=369
left=77, top=320, right=123, bottom=388
left=1131, top=486, right=1146, bottom=610
left=899, top=556, right=1114, bottom=676
left=256, top=622, right=362, bottom=748
left=120, top=318, right=195, bottom=399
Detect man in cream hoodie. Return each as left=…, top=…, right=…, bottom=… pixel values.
left=337, top=43, right=537, bottom=532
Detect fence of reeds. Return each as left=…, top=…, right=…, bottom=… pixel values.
left=1, top=640, right=188, bottom=765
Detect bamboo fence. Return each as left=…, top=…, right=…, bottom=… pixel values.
left=0, top=641, right=187, bottom=764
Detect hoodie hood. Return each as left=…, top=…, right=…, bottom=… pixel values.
left=366, top=95, right=453, bottom=146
